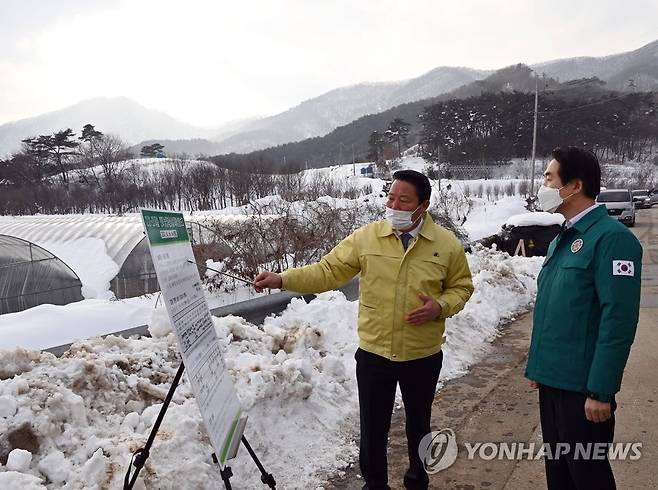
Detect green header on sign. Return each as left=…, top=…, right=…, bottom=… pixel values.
left=141, top=209, right=190, bottom=246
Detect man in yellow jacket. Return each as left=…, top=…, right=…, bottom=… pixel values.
left=254, top=170, right=474, bottom=490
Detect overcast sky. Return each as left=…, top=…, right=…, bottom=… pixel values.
left=1, top=0, right=657, bottom=127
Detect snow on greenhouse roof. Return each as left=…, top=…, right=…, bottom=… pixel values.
left=0, top=214, right=147, bottom=269
left=0, top=212, right=281, bottom=270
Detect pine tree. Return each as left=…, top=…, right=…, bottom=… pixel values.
left=385, top=118, right=411, bottom=158
left=47, top=129, right=79, bottom=184
left=80, top=124, right=103, bottom=143
left=22, top=129, right=78, bottom=184
left=367, top=131, right=385, bottom=163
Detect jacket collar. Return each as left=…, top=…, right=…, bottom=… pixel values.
left=543, top=204, right=606, bottom=267
left=571, top=204, right=607, bottom=234
left=418, top=214, right=437, bottom=241
left=376, top=212, right=437, bottom=241
left=376, top=219, right=395, bottom=237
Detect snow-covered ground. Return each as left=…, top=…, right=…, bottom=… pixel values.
left=0, top=155, right=552, bottom=488
left=201, top=156, right=535, bottom=240
left=301, top=157, right=537, bottom=241
left=0, top=284, right=266, bottom=352
left=0, top=296, right=158, bottom=351
left=77, top=157, right=214, bottom=179
left=0, top=246, right=543, bottom=489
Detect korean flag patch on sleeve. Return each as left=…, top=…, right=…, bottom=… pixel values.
left=613, top=260, right=635, bottom=277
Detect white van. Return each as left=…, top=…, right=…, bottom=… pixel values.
left=596, top=189, right=636, bottom=227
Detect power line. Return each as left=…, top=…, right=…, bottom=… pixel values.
left=538, top=93, right=633, bottom=115
left=574, top=125, right=655, bottom=142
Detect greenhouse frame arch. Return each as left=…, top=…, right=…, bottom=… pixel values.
left=0, top=234, right=84, bottom=314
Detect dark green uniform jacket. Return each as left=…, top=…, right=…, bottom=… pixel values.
left=525, top=204, right=643, bottom=402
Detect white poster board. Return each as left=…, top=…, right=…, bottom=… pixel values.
left=140, top=208, right=242, bottom=467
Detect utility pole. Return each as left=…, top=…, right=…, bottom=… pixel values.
left=530, top=72, right=539, bottom=197
left=436, top=142, right=442, bottom=191
left=352, top=144, right=355, bottom=176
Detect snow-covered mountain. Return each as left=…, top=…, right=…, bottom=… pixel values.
left=211, top=67, right=488, bottom=154
left=0, top=97, right=221, bottom=157
left=2, top=40, right=656, bottom=159
left=162, top=39, right=658, bottom=156
left=533, top=39, right=658, bottom=91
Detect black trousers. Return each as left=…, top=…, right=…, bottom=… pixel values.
left=355, top=348, right=443, bottom=490
left=538, top=384, right=617, bottom=490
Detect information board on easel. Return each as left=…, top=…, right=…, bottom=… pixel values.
left=140, top=208, right=243, bottom=466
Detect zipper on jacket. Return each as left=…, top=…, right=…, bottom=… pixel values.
left=530, top=236, right=564, bottom=374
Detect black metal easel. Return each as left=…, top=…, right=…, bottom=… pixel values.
left=123, top=362, right=276, bottom=489
left=213, top=438, right=276, bottom=490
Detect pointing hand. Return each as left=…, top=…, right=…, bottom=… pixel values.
left=253, top=271, right=283, bottom=293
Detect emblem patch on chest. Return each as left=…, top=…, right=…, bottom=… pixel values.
left=570, top=239, right=584, bottom=253
left=612, top=260, right=634, bottom=277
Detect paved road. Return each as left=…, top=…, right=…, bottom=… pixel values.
left=326, top=206, right=658, bottom=489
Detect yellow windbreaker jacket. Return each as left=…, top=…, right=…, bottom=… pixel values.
left=280, top=214, right=474, bottom=361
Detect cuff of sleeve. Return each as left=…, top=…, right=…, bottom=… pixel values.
left=587, top=391, right=614, bottom=403
left=279, top=270, right=291, bottom=290
left=437, top=299, right=450, bottom=320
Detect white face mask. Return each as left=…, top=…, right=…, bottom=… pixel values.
left=537, top=184, right=574, bottom=213
left=385, top=205, right=421, bottom=230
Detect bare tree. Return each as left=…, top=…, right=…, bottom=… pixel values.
left=74, top=134, right=130, bottom=212
left=205, top=199, right=382, bottom=283
left=186, top=164, right=219, bottom=210
left=166, top=156, right=187, bottom=210
left=277, top=171, right=304, bottom=202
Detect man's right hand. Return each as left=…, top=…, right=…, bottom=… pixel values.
left=253, top=271, right=283, bottom=293
left=529, top=380, right=539, bottom=389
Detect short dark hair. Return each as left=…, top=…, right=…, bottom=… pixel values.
left=391, top=169, right=431, bottom=203
left=551, top=146, right=601, bottom=199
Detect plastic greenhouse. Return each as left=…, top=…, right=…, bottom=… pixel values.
left=0, top=213, right=240, bottom=314
left=0, top=234, right=84, bottom=314
left=0, top=215, right=159, bottom=311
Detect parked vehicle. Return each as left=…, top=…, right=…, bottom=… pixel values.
left=596, top=189, right=635, bottom=227
left=631, top=190, right=652, bottom=209
left=649, top=190, right=658, bottom=207
left=477, top=212, right=564, bottom=257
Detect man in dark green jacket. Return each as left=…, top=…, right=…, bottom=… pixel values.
left=526, top=146, right=643, bottom=490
